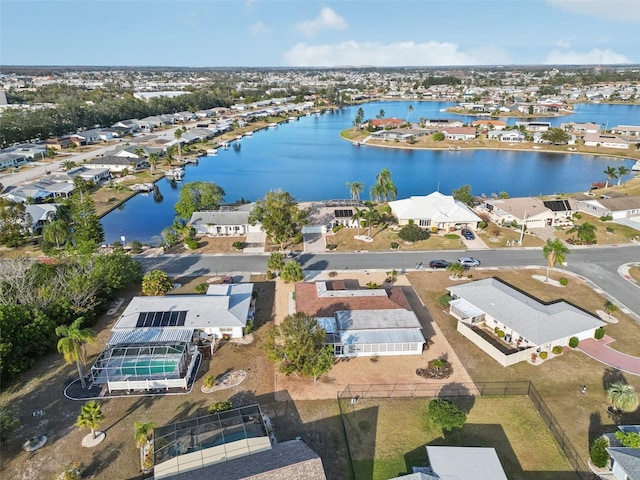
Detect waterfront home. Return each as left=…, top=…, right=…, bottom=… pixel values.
left=576, top=195, right=640, bottom=223
left=90, top=283, right=255, bottom=393
left=559, top=122, right=600, bottom=134
left=188, top=203, right=260, bottom=236
left=472, top=119, right=507, bottom=131
left=423, top=119, right=464, bottom=128
left=389, top=191, right=482, bottom=231
left=487, top=131, right=526, bottom=143
left=611, top=125, right=640, bottom=137
left=113, top=145, right=165, bottom=159
left=389, top=446, right=508, bottom=480
left=85, top=155, right=147, bottom=174
left=447, top=277, right=605, bottom=366
left=44, top=165, right=111, bottom=184
left=153, top=407, right=326, bottom=480
left=295, top=280, right=426, bottom=357
left=300, top=200, right=361, bottom=234
left=515, top=121, right=551, bottom=132
left=480, top=197, right=576, bottom=229
left=370, top=128, right=429, bottom=142
left=441, top=127, right=477, bottom=141
left=369, top=117, right=404, bottom=130
left=583, top=133, right=630, bottom=149
left=24, top=203, right=58, bottom=233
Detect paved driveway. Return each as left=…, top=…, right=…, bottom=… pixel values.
left=578, top=337, right=640, bottom=375
left=303, top=233, right=326, bottom=253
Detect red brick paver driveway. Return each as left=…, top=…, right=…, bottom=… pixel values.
left=578, top=336, right=640, bottom=375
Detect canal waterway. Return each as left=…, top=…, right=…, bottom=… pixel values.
left=101, top=101, right=640, bottom=244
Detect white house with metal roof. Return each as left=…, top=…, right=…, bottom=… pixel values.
left=90, top=283, right=254, bottom=393
left=389, top=191, right=482, bottom=231
left=188, top=203, right=261, bottom=236
left=447, top=278, right=605, bottom=366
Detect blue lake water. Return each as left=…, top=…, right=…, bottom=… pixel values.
left=101, top=101, right=640, bottom=244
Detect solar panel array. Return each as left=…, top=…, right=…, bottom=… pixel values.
left=334, top=209, right=354, bottom=218
left=136, top=311, right=187, bottom=328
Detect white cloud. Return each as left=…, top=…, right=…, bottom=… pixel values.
left=249, top=21, right=269, bottom=36
left=545, top=48, right=630, bottom=64
left=295, top=7, right=348, bottom=37
left=283, top=40, right=512, bottom=67
left=547, top=0, right=640, bottom=21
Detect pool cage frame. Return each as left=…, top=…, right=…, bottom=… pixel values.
left=153, top=405, right=270, bottom=475
left=90, top=342, right=196, bottom=392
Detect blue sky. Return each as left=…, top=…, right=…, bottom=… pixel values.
left=1, top=0, right=639, bottom=67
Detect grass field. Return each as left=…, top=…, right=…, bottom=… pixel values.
left=341, top=396, right=577, bottom=480
left=328, top=226, right=462, bottom=252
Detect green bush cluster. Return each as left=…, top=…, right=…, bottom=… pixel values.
left=184, top=238, right=199, bottom=250
left=326, top=243, right=338, bottom=250
left=390, top=242, right=399, bottom=249
left=539, top=351, right=548, bottom=359
left=266, top=270, right=275, bottom=280
left=569, top=337, right=580, bottom=348
left=595, top=327, right=605, bottom=340
left=437, top=294, right=451, bottom=308
left=496, top=330, right=505, bottom=338
left=208, top=401, right=233, bottom=414
left=559, top=277, right=569, bottom=286
left=202, top=374, right=216, bottom=389
left=590, top=437, right=610, bottom=468
left=232, top=241, right=244, bottom=250
left=599, top=215, right=613, bottom=222
left=552, top=345, right=563, bottom=355
left=444, top=234, right=459, bottom=240
left=194, top=283, right=208, bottom=294
left=398, top=223, right=430, bottom=242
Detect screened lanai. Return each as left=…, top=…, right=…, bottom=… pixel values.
left=90, top=328, right=199, bottom=392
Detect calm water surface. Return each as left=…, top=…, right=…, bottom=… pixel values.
left=102, top=102, right=640, bottom=244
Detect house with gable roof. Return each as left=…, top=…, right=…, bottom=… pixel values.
left=389, top=191, right=482, bottom=231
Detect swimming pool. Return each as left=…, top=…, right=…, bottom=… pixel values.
left=118, top=358, right=179, bottom=377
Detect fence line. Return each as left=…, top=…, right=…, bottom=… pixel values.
left=337, top=381, right=597, bottom=480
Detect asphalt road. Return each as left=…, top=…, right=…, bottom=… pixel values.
left=136, top=244, right=640, bottom=319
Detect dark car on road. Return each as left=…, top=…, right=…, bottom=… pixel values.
left=429, top=259, right=451, bottom=269
left=461, top=228, right=475, bottom=240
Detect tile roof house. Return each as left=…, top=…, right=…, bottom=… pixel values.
left=389, top=191, right=482, bottom=231
left=447, top=277, right=605, bottom=366
left=369, top=118, right=404, bottom=129
left=295, top=281, right=426, bottom=357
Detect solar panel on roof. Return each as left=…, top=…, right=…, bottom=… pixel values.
left=135, top=311, right=187, bottom=328
left=335, top=209, right=353, bottom=218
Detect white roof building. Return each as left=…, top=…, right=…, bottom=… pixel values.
left=389, top=191, right=482, bottom=230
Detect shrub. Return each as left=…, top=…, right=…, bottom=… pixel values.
left=431, top=226, right=439, bottom=233
left=366, top=281, right=380, bottom=289
left=599, top=215, right=613, bottom=222
left=573, top=213, right=582, bottom=219
left=496, top=330, right=505, bottom=338
left=281, top=261, right=303, bottom=283
left=428, top=398, right=467, bottom=432
left=142, top=269, right=173, bottom=296
left=494, top=326, right=499, bottom=334
left=194, top=282, right=208, bottom=294
left=390, top=242, right=399, bottom=250
left=595, top=327, right=605, bottom=340
left=244, top=319, right=254, bottom=335
left=559, top=277, right=569, bottom=286
left=590, top=437, right=610, bottom=468
left=208, top=401, right=233, bottom=414
left=615, top=431, right=640, bottom=448
left=326, top=243, right=338, bottom=250
left=444, top=233, right=459, bottom=240
left=539, top=351, right=548, bottom=359
left=232, top=241, right=244, bottom=250
left=606, top=226, right=615, bottom=233
left=331, top=224, right=343, bottom=233
left=184, top=237, right=199, bottom=250
left=437, top=294, right=451, bottom=308
left=370, top=354, right=379, bottom=363
left=552, top=345, right=563, bottom=355
left=266, top=270, right=275, bottom=280
left=478, top=221, right=487, bottom=229
left=129, top=240, right=143, bottom=254
left=398, top=223, right=430, bottom=242
left=202, top=374, right=215, bottom=389
left=0, top=406, right=19, bottom=441
left=569, top=337, right=579, bottom=348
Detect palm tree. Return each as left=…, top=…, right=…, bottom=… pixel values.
left=62, top=160, right=77, bottom=171
left=378, top=109, right=385, bottom=119
left=134, top=147, right=145, bottom=160
left=607, top=381, right=638, bottom=413
left=56, top=317, right=97, bottom=389
left=345, top=181, right=364, bottom=202
left=134, top=421, right=156, bottom=449
left=603, top=166, right=617, bottom=188
left=148, top=152, right=159, bottom=175
left=42, top=219, right=70, bottom=250
left=373, top=167, right=397, bottom=202
left=369, top=183, right=385, bottom=203
left=77, top=400, right=105, bottom=439
left=567, top=222, right=597, bottom=245
left=351, top=207, right=365, bottom=235
left=616, top=165, right=630, bottom=186
left=542, top=238, right=570, bottom=282
left=174, top=129, right=183, bottom=160
left=447, top=262, right=466, bottom=278
left=604, top=301, right=618, bottom=319
left=406, top=104, right=414, bottom=124
left=363, top=206, right=381, bottom=237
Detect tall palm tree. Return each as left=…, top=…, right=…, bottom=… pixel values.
left=607, top=381, right=638, bottom=413
left=62, top=160, right=77, bottom=171
left=56, top=317, right=97, bottom=389
left=373, top=167, right=397, bottom=202
left=174, top=129, right=183, bottom=160
left=134, top=147, right=145, bottom=160
left=134, top=421, right=156, bottom=449
left=542, top=238, right=570, bottom=282
left=406, top=104, right=414, bottom=124
left=369, top=183, right=385, bottom=203
left=378, top=109, right=385, bottom=119
left=351, top=207, right=365, bottom=235
left=616, top=165, right=630, bottom=186
left=148, top=152, right=159, bottom=175
left=363, top=205, right=381, bottom=237
left=603, top=166, right=617, bottom=188
left=345, top=181, right=364, bottom=201
left=77, top=400, right=105, bottom=439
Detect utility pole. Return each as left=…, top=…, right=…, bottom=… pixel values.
left=519, top=210, right=527, bottom=246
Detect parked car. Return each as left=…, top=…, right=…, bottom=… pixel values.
left=429, top=259, right=451, bottom=269
left=461, top=228, right=475, bottom=240
left=458, top=257, right=481, bottom=267
left=222, top=275, right=234, bottom=284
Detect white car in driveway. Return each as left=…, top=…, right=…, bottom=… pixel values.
left=458, top=257, right=481, bottom=267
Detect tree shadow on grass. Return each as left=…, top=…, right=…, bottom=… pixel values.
left=438, top=382, right=476, bottom=414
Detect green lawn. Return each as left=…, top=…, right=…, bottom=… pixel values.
left=342, top=397, right=577, bottom=480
